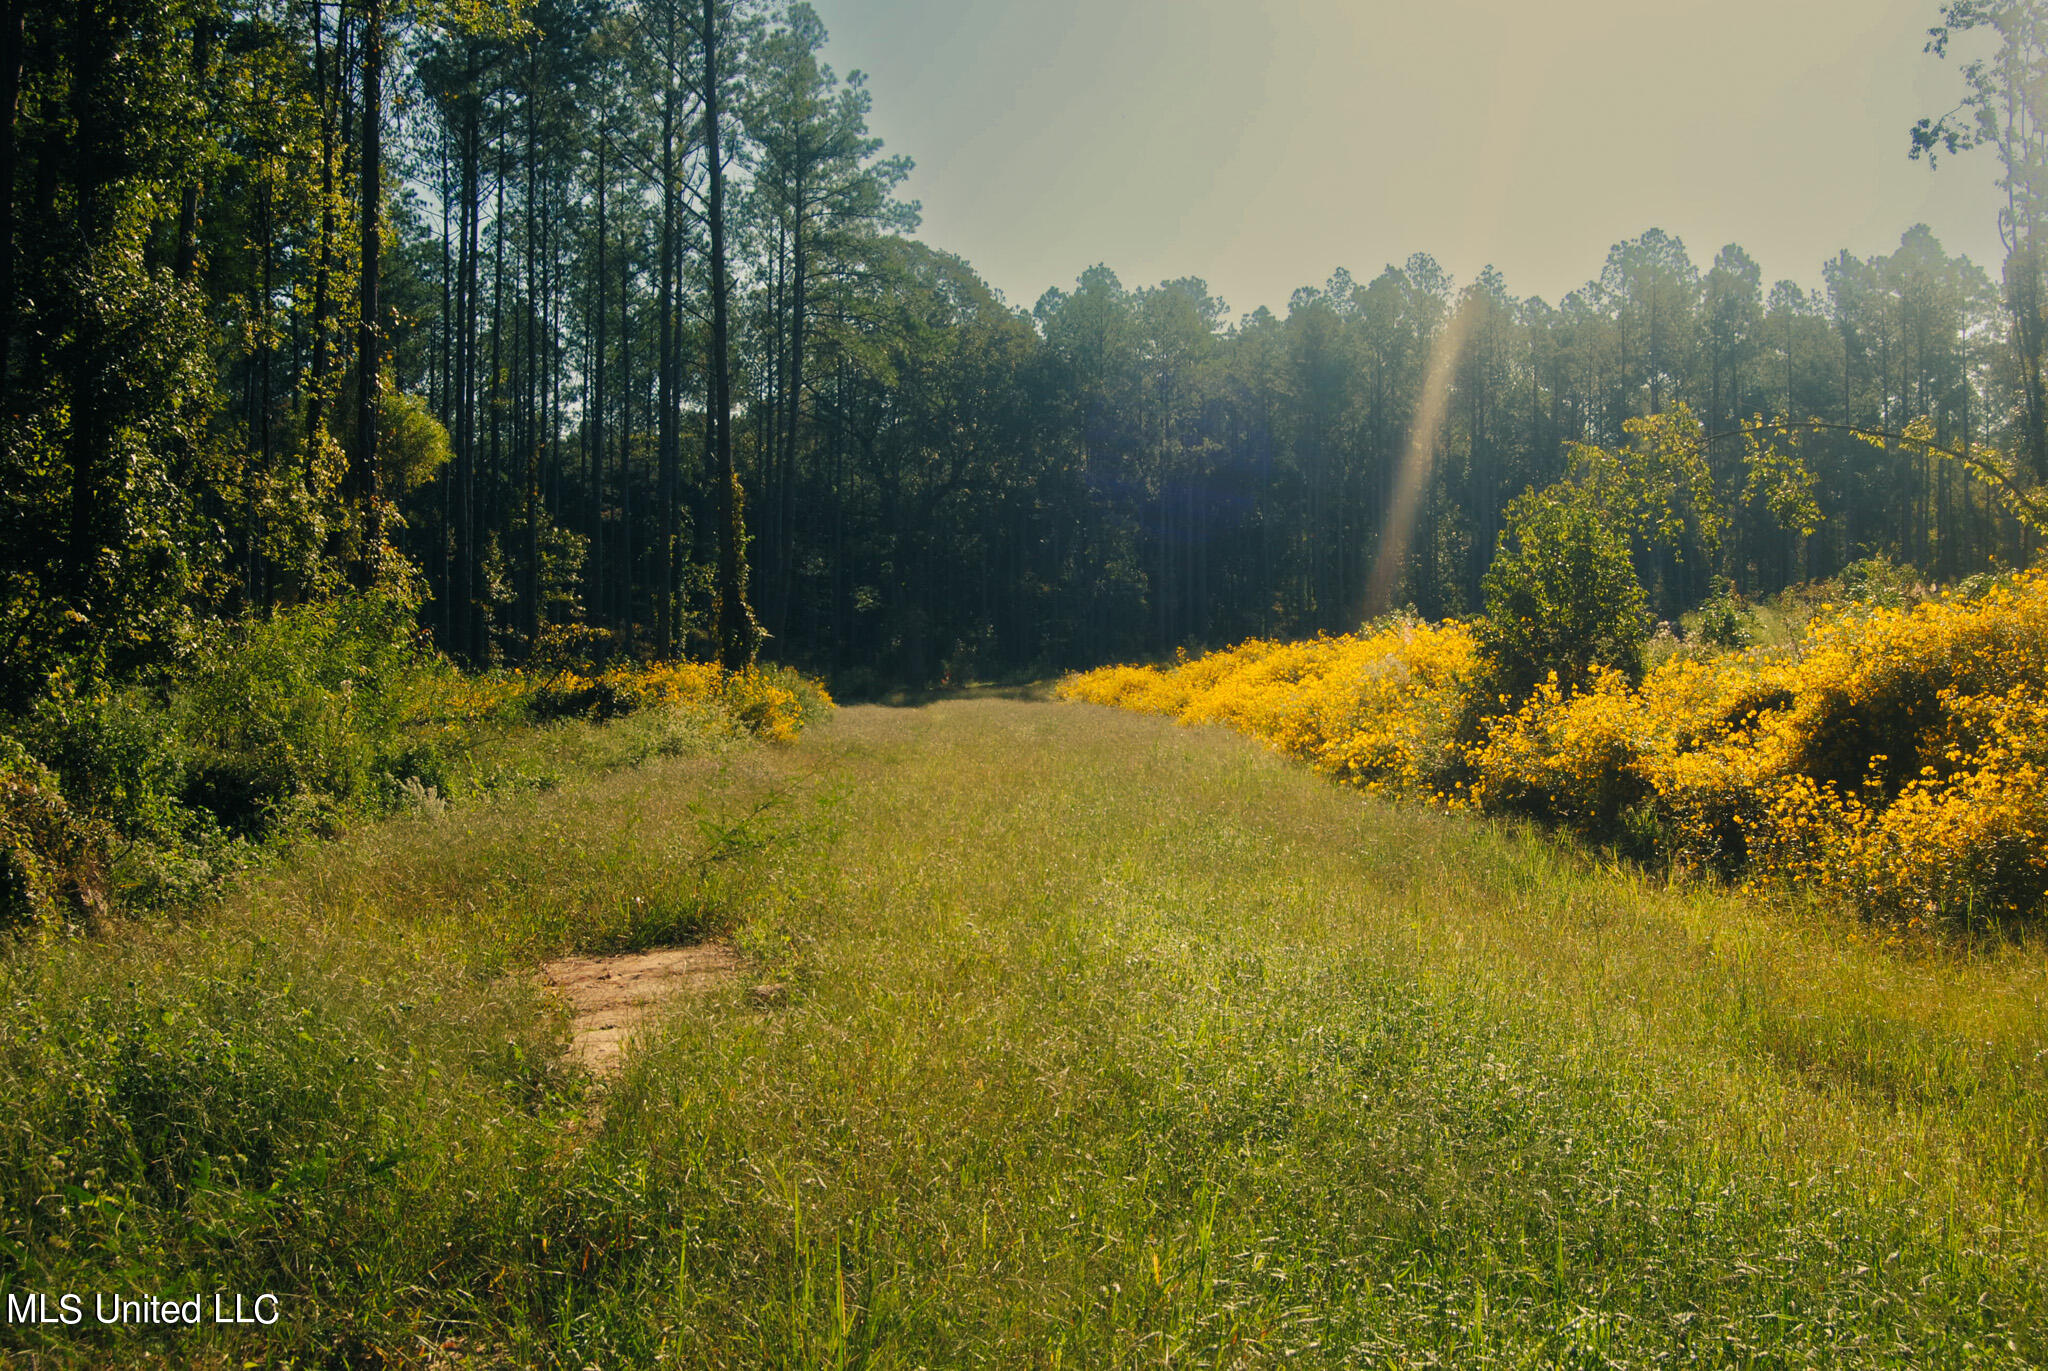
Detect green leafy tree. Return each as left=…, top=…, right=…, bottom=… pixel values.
left=1914, top=0, right=2048, bottom=481
left=1478, top=487, right=1650, bottom=702
left=1563, top=403, right=1724, bottom=612
left=0, top=0, right=225, bottom=708
left=1599, top=229, right=1700, bottom=417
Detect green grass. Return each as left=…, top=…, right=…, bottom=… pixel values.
left=4, top=696, right=2045, bottom=1366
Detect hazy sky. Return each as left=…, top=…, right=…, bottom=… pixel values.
left=803, top=0, right=2007, bottom=318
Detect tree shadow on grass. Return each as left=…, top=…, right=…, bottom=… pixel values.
left=854, top=680, right=1060, bottom=708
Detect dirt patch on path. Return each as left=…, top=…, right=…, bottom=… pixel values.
left=542, top=943, right=744, bottom=1074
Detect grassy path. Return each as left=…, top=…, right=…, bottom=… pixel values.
left=7, top=694, right=2048, bottom=1367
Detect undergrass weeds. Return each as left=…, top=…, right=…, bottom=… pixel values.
left=0, top=595, right=832, bottom=926
left=2, top=697, right=2044, bottom=1366
left=0, top=734, right=824, bottom=1367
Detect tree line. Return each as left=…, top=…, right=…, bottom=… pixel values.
left=3, top=0, right=2045, bottom=704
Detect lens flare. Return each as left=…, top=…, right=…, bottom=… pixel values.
left=1365, top=299, right=1475, bottom=616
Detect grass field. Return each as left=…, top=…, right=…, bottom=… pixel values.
left=4, top=693, right=2046, bottom=1366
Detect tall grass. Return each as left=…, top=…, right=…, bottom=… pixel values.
left=0, top=730, right=823, bottom=1365
left=4, top=695, right=2043, bottom=1365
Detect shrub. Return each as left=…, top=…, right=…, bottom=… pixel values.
left=0, top=737, right=111, bottom=929
left=1832, top=554, right=1923, bottom=608
left=1062, top=620, right=1479, bottom=797
left=14, top=677, right=193, bottom=848
left=1285, top=622, right=1480, bottom=794
left=0, top=596, right=836, bottom=925
left=523, top=660, right=831, bottom=744
left=1479, top=489, right=1650, bottom=702
left=172, top=594, right=428, bottom=837
left=750, top=663, right=836, bottom=732
left=1464, top=669, right=1655, bottom=837
left=1058, top=662, right=1199, bottom=717
left=1691, top=577, right=1757, bottom=649
left=1063, top=570, right=2048, bottom=931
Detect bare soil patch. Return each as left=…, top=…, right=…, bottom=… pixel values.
left=541, top=943, right=744, bottom=1074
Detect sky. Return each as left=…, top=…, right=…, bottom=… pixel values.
left=802, top=0, right=2008, bottom=319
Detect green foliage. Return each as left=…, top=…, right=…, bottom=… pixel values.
left=1914, top=2, right=2048, bottom=484
left=0, top=273, right=225, bottom=705
left=1479, top=487, right=1650, bottom=701
left=378, top=389, right=454, bottom=495
left=0, top=0, right=236, bottom=705
left=1690, top=576, right=1758, bottom=649
left=1739, top=416, right=1822, bottom=537
left=1568, top=403, right=1726, bottom=567
left=0, top=590, right=837, bottom=926
left=0, top=597, right=445, bottom=915
left=13, top=681, right=195, bottom=851
left=0, top=740, right=112, bottom=930
left=8, top=0, right=2034, bottom=700
left=172, top=595, right=433, bottom=837
left=1831, top=553, right=1924, bottom=608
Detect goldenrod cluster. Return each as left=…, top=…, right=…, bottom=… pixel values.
left=416, top=661, right=832, bottom=744
left=1061, top=572, right=2048, bottom=929
left=412, top=671, right=530, bottom=724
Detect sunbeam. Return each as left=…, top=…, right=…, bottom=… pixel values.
left=1365, top=298, right=1476, bottom=616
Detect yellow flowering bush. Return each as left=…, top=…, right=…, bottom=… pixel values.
left=411, top=668, right=530, bottom=725
left=1471, top=574, right=2048, bottom=922
left=1747, top=681, right=2048, bottom=926
left=416, top=659, right=832, bottom=745
left=543, top=662, right=829, bottom=743
left=1290, top=622, right=1481, bottom=793
left=1471, top=651, right=1796, bottom=866
left=1061, top=571, right=2048, bottom=930
left=1464, top=668, right=1655, bottom=835
left=1179, top=638, right=1348, bottom=744
left=1061, top=619, right=1480, bottom=795
left=1058, top=663, right=1197, bottom=717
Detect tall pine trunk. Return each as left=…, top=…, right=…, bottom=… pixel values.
left=777, top=202, right=804, bottom=646
left=0, top=0, right=22, bottom=399
left=351, top=0, right=384, bottom=588
left=523, top=55, right=541, bottom=654
left=655, top=45, right=679, bottom=657
left=590, top=120, right=607, bottom=631
left=704, top=0, right=755, bottom=669
left=171, top=12, right=211, bottom=282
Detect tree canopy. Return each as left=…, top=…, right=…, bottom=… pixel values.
left=2, top=0, right=2044, bottom=702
